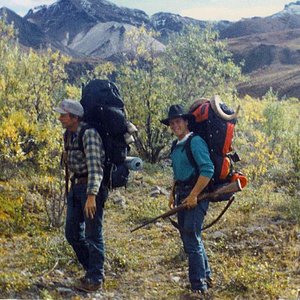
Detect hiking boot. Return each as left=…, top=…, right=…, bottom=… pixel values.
left=75, top=278, right=102, bottom=293
left=78, top=275, right=86, bottom=284
left=206, top=277, right=214, bottom=289
left=78, top=274, right=105, bottom=284
left=191, top=289, right=212, bottom=300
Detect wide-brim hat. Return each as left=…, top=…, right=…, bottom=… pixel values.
left=160, top=104, right=194, bottom=126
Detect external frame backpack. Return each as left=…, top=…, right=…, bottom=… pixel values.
left=78, top=79, right=136, bottom=189
left=185, top=95, right=247, bottom=200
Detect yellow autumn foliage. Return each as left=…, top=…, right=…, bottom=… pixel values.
left=0, top=19, right=298, bottom=180
left=0, top=20, right=68, bottom=173
left=0, top=111, right=35, bottom=161
left=65, top=84, right=81, bottom=100
left=235, top=93, right=299, bottom=182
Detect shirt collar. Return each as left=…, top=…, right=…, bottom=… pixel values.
left=176, top=132, right=193, bottom=145
left=75, top=122, right=87, bottom=135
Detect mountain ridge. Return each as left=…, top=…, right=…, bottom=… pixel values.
left=1, top=0, right=300, bottom=98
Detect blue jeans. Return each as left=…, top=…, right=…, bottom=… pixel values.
left=176, top=186, right=211, bottom=291
left=65, top=184, right=108, bottom=283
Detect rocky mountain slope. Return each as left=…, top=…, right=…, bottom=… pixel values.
left=221, top=1, right=300, bottom=39
left=150, top=12, right=231, bottom=43
left=1, top=0, right=228, bottom=59
left=23, top=0, right=165, bottom=59
left=227, top=26, right=300, bottom=97
left=0, top=7, right=46, bottom=48
left=0, top=7, right=81, bottom=56
left=2, top=0, right=300, bottom=97
left=24, top=0, right=149, bottom=50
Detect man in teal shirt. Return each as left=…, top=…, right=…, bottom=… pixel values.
left=161, top=104, right=214, bottom=296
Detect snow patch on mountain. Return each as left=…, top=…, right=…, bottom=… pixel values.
left=31, top=5, right=47, bottom=14
left=68, top=21, right=165, bottom=58
left=79, top=0, right=91, bottom=8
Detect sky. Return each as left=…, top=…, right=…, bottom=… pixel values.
left=0, top=0, right=295, bottom=21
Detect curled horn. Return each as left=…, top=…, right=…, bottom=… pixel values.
left=189, top=98, right=209, bottom=113
left=210, top=95, right=240, bottom=121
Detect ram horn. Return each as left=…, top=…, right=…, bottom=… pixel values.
left=189, top=98, right=210, bottom=113
left=210, top=95, right=240, bottom=121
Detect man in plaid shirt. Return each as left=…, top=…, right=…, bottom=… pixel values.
left=55, top=99, right=108, bottom=292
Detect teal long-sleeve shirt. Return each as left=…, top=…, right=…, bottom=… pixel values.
left=170, top=133, right=214, bottom=182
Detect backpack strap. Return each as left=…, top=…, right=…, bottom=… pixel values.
left=63, top=130, right=71, bottom=152
left=62, top=125, right=91, bottom=154
left=62, top=130, right=72, bottom=197
left=170, top=139, right=177, bottom=155
left=182, top=133, right=200, bottom=175
left=170, top=133, right=206, bottom=186
left=76, top=124, right=93, bottom=154
left=185, top=133, right=215, bottom=191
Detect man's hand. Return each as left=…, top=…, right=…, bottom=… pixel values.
left=84, top=195, right=97, bottom=219
left=168, top=192, right=175, bottom=209
left=182, top=194, right=198, bottom=209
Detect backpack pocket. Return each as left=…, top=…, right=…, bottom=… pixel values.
left=111, top=163, right=129, bottom=188
left=105, top=136, right=128, bottom=165
left=104, top=162, right=129, bottom=189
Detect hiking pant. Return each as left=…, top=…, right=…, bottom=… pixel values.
left=175, top=185, right=211, bottom=291
left=65, top=183, right=108, bottom=284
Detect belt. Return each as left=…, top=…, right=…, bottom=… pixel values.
left=175, top=179, right=210, bottom=192
left=72, top=177, right=88, bottom=185
left=175, top=179, right=196, bottom=188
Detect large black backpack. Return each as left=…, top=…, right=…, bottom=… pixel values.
left=79, top=79, right=132, bottom=189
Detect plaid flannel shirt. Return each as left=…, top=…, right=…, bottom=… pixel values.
left=67, top=122, right=105, bottom=195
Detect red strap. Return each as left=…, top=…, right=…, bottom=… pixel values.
left=223, top=123, right=234, bottom=155
left=220, top=157, right=230, bottom=180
